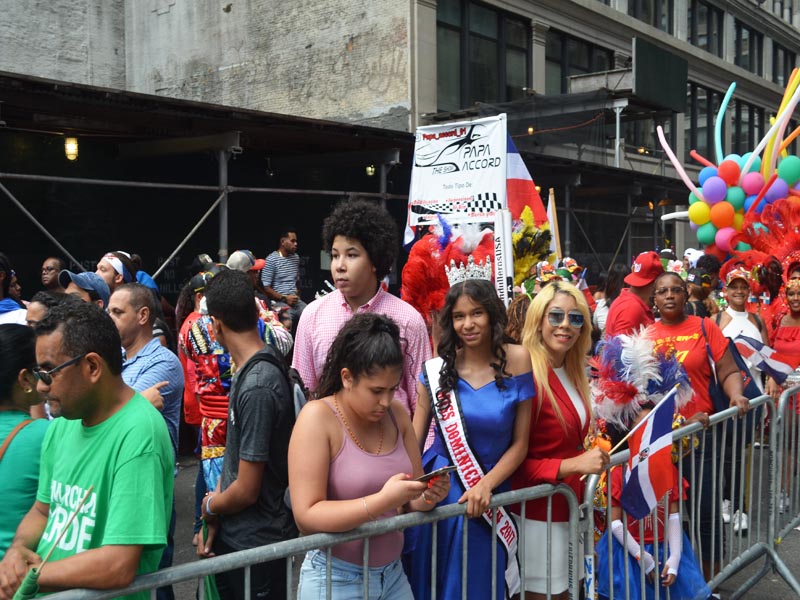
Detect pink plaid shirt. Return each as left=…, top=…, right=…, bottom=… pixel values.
left=292, top=288, right=431, bottom=415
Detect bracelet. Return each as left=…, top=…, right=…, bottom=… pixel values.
left=205, top=494, right=217, bottom=516
left=362, top=497, right=377, bottom=521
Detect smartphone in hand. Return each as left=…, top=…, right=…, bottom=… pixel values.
left=414, top=465, right=457, bottom=482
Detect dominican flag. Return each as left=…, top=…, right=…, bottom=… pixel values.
left=621, top=392, right=675, bottom=520
left=506, top=135, right=547, bottom=225
left=734, top=335, right=800, bottom=384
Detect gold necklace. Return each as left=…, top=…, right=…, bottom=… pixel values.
left=333, top=393, right=383, bottom=454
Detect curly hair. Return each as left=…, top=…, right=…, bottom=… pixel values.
left=316, top=313, right=405, bottom=398
left=437, top=279, right=509, bottom=395
left=322, top=199, right=399, bottom=280
left=505, top=293, right=530, bottom=344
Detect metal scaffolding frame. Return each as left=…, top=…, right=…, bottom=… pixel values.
left=0, top=165, right=407, bottom=279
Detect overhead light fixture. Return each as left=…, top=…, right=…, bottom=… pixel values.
left=535, top=185, right=542, bottom=193
left=365, top=164, right=376, bottom=177
left=64, top=137, right=79, bottom=161
left=527, top=126, right=535, bottom=135
left=637, top=146, right=649, bottom=155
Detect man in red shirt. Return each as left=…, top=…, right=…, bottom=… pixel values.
left=604, top=251, right=664, bottom=336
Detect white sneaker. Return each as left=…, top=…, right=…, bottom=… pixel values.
left=733, top=510, right=749, bottom=533
left=722, top=499, right=732, bottom=523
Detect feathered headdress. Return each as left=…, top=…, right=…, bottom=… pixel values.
left=591, top=328, right=691, bottom=429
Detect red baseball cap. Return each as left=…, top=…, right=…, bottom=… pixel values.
left=624, top=251, right=664, bottom=286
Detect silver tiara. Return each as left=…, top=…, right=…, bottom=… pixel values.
left=445, top=255, right=493, bottom=286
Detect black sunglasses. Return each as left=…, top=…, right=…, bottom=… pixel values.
left=547, top=308, right=585, bottom=328
left=33, top=353, right=86, bottom=385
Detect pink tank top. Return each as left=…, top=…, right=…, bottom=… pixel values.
left=323, top=399, right=412, bottom=566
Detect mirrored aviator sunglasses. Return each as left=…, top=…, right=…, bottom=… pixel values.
left=547, top=308, right=585, bottom=328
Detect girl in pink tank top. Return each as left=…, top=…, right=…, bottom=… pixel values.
left=288, top=313, right=449, bottom=599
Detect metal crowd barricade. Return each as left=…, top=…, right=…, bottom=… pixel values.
left=46, top=484, right=582, bottom=600
left=583, top=394, right=800, bottom=600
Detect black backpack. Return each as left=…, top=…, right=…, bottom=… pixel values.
left=258, top=346, right=310, bottom=419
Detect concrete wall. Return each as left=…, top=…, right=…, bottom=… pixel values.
left=125, top=0, right=412, bottom=130
left=0, top=0, right=125, bottom=88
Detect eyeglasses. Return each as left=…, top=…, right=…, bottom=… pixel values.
left=547, top=308, right=585, bottom=328
left=32, top=353, right=86, bottom=385
left=654, top=286, right=685, bottom=296
left=41, top=266, right=58, bottom=273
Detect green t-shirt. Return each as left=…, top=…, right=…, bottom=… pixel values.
left=35, top=393, right=173, bottom=599
left=0, top=411, right=49, bottom=559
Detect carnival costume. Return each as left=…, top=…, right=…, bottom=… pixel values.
left=591, top=331, right=709, bottom=600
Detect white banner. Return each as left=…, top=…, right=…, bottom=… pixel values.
left=407, top=114, right=507, bottom=228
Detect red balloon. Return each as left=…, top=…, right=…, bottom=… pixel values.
left=717, top=160, right=741, bottom=186
left=704, top=244, right=728, bottom=261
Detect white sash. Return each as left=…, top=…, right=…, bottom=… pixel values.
left=424, top=357, right=521, bottom=598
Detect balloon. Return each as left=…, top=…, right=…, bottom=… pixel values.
left=698, top=166, right=718, bottom=186
left=736, top=242, right=752, bottom=251
left=697, top=222, right=718, bottom=245
left=741, top=172, right=765, bottom=195
left=726, top=186, right=746, bottom=210
left=709, top=201, right=734, bottom=228
left=753, top=222, right=770, bottom=235
left=717, top=160, right=741, bottom=185
left=724, top=154, right=742, bottom=164
left=705, top=243, right=728, bottom=261
left=765, top=178, right=789, bottom=202
left=715, top=227, right=736, bottom=252
left=690, top=221, right=699, bottom=231
left=702, top=176, right=728, bottom=204
left=688, top=191, right=700, bottom=205
left=778, top=155, right=800, bottom=185
left=688, top=201, right=711, bottom=225
left=733, top=212, right=744, bottom=231
left=741, top=153, right=757, bottom=171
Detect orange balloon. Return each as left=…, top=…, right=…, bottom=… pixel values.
left=709, top=201, right=735, bottom=228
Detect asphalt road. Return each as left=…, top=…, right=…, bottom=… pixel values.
left=170, top=454, right=800, bottom=599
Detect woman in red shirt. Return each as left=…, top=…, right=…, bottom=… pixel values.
left=647, top=271, right=748, bottom=579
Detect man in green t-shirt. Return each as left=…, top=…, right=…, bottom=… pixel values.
left=0, top=302, right=173, bottom=600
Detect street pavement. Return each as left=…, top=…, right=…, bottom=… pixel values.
left=171, top=454, right=800, bottom=599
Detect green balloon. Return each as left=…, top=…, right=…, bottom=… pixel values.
left=688, top=191, right=700, bottom=205
left=697, top=222, right=718, bottom=245
left=747, top=155, right=762, bottom=173
left=777, top=155, right=800, bottom=185
left=735, top=242, right=752, bottom=252
left=726, top=186, right=746, bottom=211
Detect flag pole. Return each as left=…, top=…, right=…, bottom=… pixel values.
left=609, top=383, right=681, bottom=455
left=547, top=188, right=562, bottom=263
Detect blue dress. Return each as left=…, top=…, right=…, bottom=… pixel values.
left=407, top=372, right=534, bottom=600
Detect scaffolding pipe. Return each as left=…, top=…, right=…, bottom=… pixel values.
left=0, top=181, right=85, bottom=271
left=0, top=172, right=408, bottom=200
left=152, top=192, right=227, bottom=280
left=218, top=150, right=230, bottom=263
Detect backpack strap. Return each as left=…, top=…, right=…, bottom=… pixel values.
left=0, top=419, right=33, bottom=463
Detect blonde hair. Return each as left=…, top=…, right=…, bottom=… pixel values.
left=521, top=282, right=592, bottom=432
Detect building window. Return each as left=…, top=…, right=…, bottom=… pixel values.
left=688, top=0, right=723, bottom=58
left=628, top=0, right=674, bottom=34
left=773, top=43, right=796, bottom=87
left=685, top=82, right=723, bottom=163
left=735, top=20, right=763, bottom=76
left=436, top=0, right=530, bottom=112
left=731, top=101, right=765, bottom=156
left=545, top=30, right=613, bottom=95
left=773, top=1, right=795, bottom=22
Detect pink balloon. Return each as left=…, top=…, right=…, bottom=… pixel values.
left=741, top=172, right=765, bottom=196
left=715, top=227, right=736, bottom=252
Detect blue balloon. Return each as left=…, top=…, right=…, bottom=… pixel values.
left=724, top=153, right=742, bottom=165
left=699, top=166, right=718, bottom=186
left=743, top=194, right=758, bottom=211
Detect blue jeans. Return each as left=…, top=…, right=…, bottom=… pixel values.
left=298, top=550, right=414, bottom=600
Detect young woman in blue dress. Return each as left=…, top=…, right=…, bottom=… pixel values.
left=409, top=278, right=534, bottom=599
